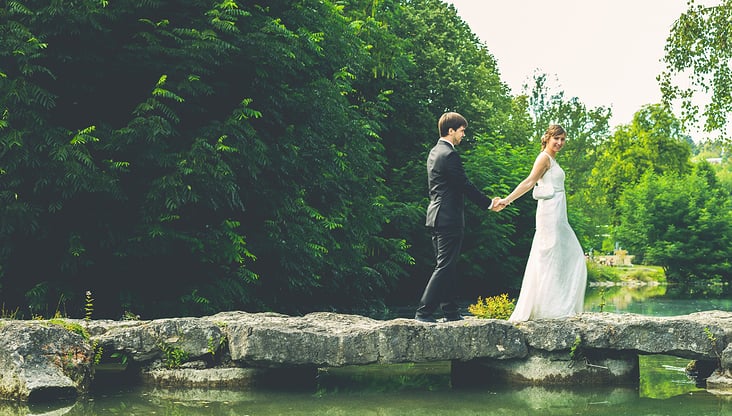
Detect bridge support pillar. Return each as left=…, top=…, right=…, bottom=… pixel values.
left=451, top=348, right=639, bottom=387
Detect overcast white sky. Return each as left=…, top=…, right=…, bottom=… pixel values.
left=445, top=0, right=702, bottom=133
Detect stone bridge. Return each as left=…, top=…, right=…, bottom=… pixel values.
left=3, top=310, right=732, bottom=402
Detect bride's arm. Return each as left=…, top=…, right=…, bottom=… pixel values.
left=500, top=153, right=551, bottom=206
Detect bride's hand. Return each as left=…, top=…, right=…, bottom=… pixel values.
left=491, top=197, right=506, bottom=211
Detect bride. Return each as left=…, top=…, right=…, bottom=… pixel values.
left=498, top=124, right=587, bottom=322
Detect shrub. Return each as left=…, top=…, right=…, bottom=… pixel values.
left=468, top=294, right=516, bottom=320
left=586, top=261, right=621, bottom=282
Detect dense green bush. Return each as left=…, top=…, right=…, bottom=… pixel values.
left=0, top=0, right=531, bottom=318
left=0, top=0, right=413, bottom=317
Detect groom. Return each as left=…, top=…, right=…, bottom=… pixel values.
left=415, top=112, right=503, bottom=323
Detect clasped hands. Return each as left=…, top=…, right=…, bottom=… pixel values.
left=490, top=197, right=510, bottom=212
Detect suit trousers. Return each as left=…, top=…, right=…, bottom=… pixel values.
left=416, top=226, right=464, bottom=318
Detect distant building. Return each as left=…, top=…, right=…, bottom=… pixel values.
left=595, top=249, right=635, bottom=266
left=706, top=157, right=723, bottom=164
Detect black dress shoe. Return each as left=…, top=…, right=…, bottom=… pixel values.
left=414, top=315, right=437, bottom=323
left=443, top=314, right=464, bottom=322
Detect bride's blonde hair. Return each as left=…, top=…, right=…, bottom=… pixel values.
left=541, top=124, right=567, bottom=150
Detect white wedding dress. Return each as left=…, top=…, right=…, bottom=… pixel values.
left=509, top=152, right=587, bottom=322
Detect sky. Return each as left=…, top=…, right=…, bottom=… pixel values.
left=445, top=0, right=702, bottom=133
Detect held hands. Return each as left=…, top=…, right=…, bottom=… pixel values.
left=491, top=197, right=508, bottom=212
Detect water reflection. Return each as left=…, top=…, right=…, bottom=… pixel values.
left=585, top=283, right=732, bottom=316
left=10, top=373, right=730, bottom=416
left=3, top=360, right=727, bottom=416
left=639, top=355, right=702, bottom=399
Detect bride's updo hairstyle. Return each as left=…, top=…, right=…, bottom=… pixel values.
left=541, top=124, right=567, bottom=150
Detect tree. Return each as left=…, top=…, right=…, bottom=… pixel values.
left=1, top=0, right=540, bottom=318
left=587, top=104, right=692, bottom=219
left=615, top=167, right=732, bottom=283
left=693, top=138, right=732, bottom=194
left=340, top=0, right=532, bottom=302
left=461, top=137, right=537, bottom=292
left=660, top=0, right=732, bottom=137
left=0, top=0, right=413, bottom=317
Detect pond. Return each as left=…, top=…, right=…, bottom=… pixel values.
left=584, top=283, right=732, bottom=316
left=9, top=283, right=732, bottom=416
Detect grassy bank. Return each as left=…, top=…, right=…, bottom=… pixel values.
left=587, top=263, right=666, bottom=285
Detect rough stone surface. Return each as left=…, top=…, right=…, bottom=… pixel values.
left=142, top=368, right=259, bottom=387
left=91, top=317, right=226, bottom=364
left=3, top=310, right=732, bottom=401
left=517, top=312, right=727, bottom=360
left=0, top=321, right=93, bottom=402
left=706, top=370, right=732, bottom=394
left=720, top=341, right=732, bottom=369
left=207, top=311, right=528, bottom=366
left=705, top=342, right=732, bottom=392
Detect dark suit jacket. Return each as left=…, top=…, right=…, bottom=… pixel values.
left=425, top=140, right=491, bottom=228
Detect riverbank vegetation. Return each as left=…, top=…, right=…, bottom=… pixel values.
left=587, top=264, right=666, bottom=285
left=1, top=0, right=731, bottom=319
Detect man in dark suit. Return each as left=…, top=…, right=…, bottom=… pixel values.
left=415, top=112, right=503, bottom=323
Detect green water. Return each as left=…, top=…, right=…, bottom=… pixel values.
left=13, top=360, right=727, bottom=416
left=11, top=285, right=732, bottom=416
left=584, top=284, right=732, bottom=316
left=15, top=384, right=731, bottom=416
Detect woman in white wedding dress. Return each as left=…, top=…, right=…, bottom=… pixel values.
left=498, top=125, right=586, bottom=322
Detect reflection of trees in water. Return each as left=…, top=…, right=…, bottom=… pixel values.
left=21, top=380, right=725, bottom=416
left=585, top=285, right=667, bottom=312
left=639, top=355, right=701, bottom=400
left=586, top=282, right=732, bottom=315
left=317, top=362, right=452, bottom=393
left=666, top=282, right=729, bottom=299
left=501, top=386, right=638, bottom=411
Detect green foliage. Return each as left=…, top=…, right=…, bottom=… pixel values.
left=110, top=352, right=129, bottom=366
left=601, top=237, right=616, bottom=254
left=0, top=0, right=420, bottom=316
left=0, top=304, right=19, bottom=319
left=693, top=139, right=732, bottom=194
left=639, top=355, right=704, bottom=399
left=660, top=0, right=732, bottom=135
left=588, top=104, right=692, bottom=218
left=614, top=167, right=732, bottom=283
left=461, top=138, right=536, bottom=291
left=468, top=294, right=516, bottom=320
left=569, top=335, right=582, bottom=360
left=84, top=290, right=93, bottom=321
left=704, top=327, right=722, bottom=365
left=158, top=342, right=189, bottom=369
left=587, top=264, right=666, bottom=286
left=340, top=0, right=531, bottom=302
left=91, top=340, right=103, bottom=366
left=622, top=266, right=667, bottom=284
left=24, top=282, right=73, bottom=319
left=0, top=0, right=537, bottom=317
left=586, top=262, right=621, bottom=283
left=47, top=318, right=90, bottom=340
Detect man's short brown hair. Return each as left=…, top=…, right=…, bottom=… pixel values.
left=438, top=112, right=468, bottom=137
